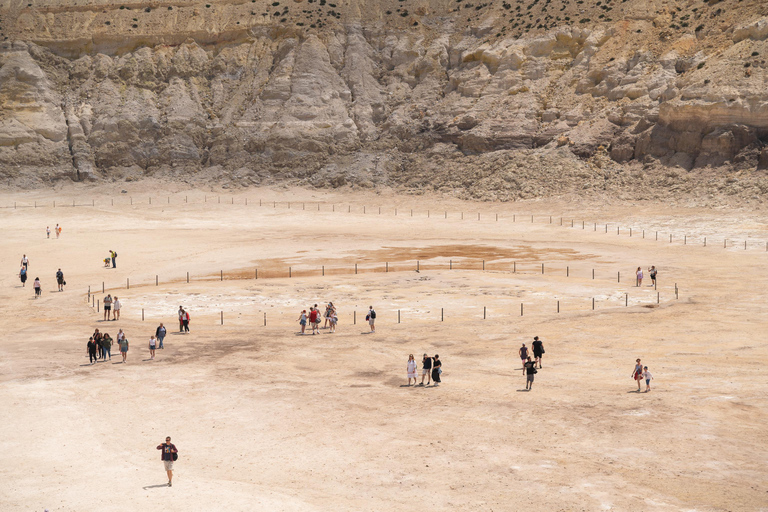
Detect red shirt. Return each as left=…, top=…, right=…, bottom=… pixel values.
left=309, top=310, right=318, bottom=322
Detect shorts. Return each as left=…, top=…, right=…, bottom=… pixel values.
left=526, top=374, right=535, bottom=383
left=164, top=460, right=174, bottom=471
left=57, top=278, right=64, bottom=285
left=369, top=318, right=375, bottom=325
left=150, top=344, right=156, bottom=349
left=104, top=306, right=111, bottom=311
left=300, top=320, right=306, bottom=326
left=645, top=379, right=650, bottom=385
left=422, top=368, right=431, bottom=376
left=533, top=352, right=543, bottom=358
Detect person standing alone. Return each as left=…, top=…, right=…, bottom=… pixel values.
left=56, top=268, right=65, bottom=292
left=156, top=437, right=178, bottom=487
left=367, top=306, right=376, bottom=333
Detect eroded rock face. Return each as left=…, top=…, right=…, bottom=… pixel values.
left=0, top=0, right=766, bottom=202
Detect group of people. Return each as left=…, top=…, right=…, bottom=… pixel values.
left=635, top=265, right=658, bottom=287
left=86, top=323, right=168, bottom=364
left=19, top=255, right=65, bottom=296
left=407, top=353, right=442, bottom=386
left=632, top=359, right=653, bottom=392
left=178, top=307, right=190, bottom=333
left=298, top=302, right=337, bottom=334
left=87, top=328, right=125, bottom=363
left=104, top=250, right=118, bottom=268
left=103, top=294, right=122, bottom=321
left=519, top=336, right=545, bottom=390
left=46, top=224, right=62, bottom=239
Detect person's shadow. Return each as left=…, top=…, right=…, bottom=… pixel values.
left=142, top=483, right=170, bottom=490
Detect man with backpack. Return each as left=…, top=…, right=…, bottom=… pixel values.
left=156, top=436, right=178, bottom=487
left=56, top=268, right=65, bottom=292
left=110, top=249, right=117, bottom=268
left=367, top=306, right=376, bottom=333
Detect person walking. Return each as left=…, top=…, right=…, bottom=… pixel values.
left=406, top=354, right=418, bottom=386
left=297, top=310, right=307, bottom=334
left=367, top=306, right=376, bottom=333
left=33, top=277, right=41, bottom=298
left=532, top=336, right=544, bottom=369
left=103, top=294, right=113, bottom=321
left=648, top=266, right=657, bottom=287
left=56, top=268, right=65, bottom=292
left=101, top=332, right=112, bottom=360
left=55, top=224, right=61, bottom=238
left=87, top=337, right=99, bottom=364
left=149, top=335, right=157, bottom=360
left=110, top=250, right=117, bottom=268
left=643, top=366, right=653, bottom=392
left=329, top=309, right=338, bottom=333
left=20, top=254, right=29, bottom=270
left=636, top=267, right=643, bottom=287
left=519, top=343, right=529, bottom=373
left=93, top=329, right=103, bottom=359
left=632, top=359, right=643, bottom=392
left=431, top=354, right=442, bottom=386
left=118, top=334, right=129, bottom=363
left=178, top=306, right=185, bottom=332
left=309, top=307, right=319, bottom=335
left=156, top=323, right=166, bottom=349
left=524, top=356, right=537, bottom=390
left=46, top=226, right=50, bottom=239
left=19, top=266, right=27, bottom=287
left=112, top=296, right=121, bottom=321
left=182, top=309, right=190, bottom=333
left=420, top=354, right=432, bottom=386
left=156, top=437, right=178, bottom=487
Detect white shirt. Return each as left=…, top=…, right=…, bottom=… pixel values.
left=113, top=300, right=121, bottom=310
left=643, top=371, right=653, bottom=380
left=149, top=337, right=156, bottom=347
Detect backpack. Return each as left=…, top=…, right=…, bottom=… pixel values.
left=113, top=252, right=117, bottom=257
left=172, top=452, right=178, bottom=461
left=370, top=310, right=376, bottom=319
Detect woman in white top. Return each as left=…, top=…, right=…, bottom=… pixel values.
left=33, top=277, right=41, bottom=297
left=117, top=329, right=125, bottom=342
left=407, top=354, right=418, bottom=386
left=636, top=267, right=643, bottom=287
left=149, top=335, right=157, bottom=360
left=112, top=296, right=121, bottom=321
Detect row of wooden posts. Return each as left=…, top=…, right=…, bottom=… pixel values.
left=87, top=289, right=678, bottom=326
left=4, top=196, right=767, bottom=251
left=85, top=260, right=672, bottom=294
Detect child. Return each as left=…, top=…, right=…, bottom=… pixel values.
left=643, top=366, right=653, bottom=392
left=329, top=311, right=338, bottom=333
left=297, top=310, right=307, bottom=334
left=149, top=335, right=157, bottom=360
left=104, top=257, right=111, bottom=268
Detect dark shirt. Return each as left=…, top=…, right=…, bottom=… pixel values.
left=423, top=357, right=433, bottom=370
left=157, top=443, right=177, bottom=461
left=156, top=326, right=166, bottom=337
left=532, top=340, right=543, bottom=354
left=525, top=361, right=536, bottom=375
left=87, top=341, right=98, bottom=353
left=520, top=346, right=528, bottom=359
left=56, top=271, right=63, bottom=280
left=433, top=359, right=441, bottom=369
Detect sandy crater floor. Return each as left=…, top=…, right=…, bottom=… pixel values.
left=0, top=183, right=767, bottom=512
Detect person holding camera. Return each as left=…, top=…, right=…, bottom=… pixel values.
left=156, top=436, right=178, bottom=487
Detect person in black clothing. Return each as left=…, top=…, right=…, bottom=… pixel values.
left=420, top=353, right=432, bottom=386
left=532, top=336, right=544, bottom=369
left=87, top=337, right=99, bottom=364
left=56, top=268, right=64, bottom=291
left=524, top=356, right=537, bottom=390
left=431, top=354, right=442, bottom=386
left=93, top=329, right=103, bottom=360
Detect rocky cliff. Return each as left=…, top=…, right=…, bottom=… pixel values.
left=0, top=0, right=767, bottom=204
